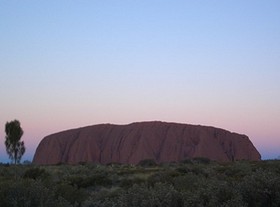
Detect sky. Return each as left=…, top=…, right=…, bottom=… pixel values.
left=0, top=0, right=279, bottom=162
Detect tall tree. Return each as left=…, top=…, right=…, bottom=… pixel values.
left=5, top=120, right=26, bottom=164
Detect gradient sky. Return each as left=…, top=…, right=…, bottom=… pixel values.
left=1, top=1, right=279, bottom=162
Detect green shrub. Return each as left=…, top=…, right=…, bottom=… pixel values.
left=180, top=159, right=193, bottom=164
left=54, top=183, right=87, bottom=206
left=117, top=183, right=183, bottom=207
left=147, top=171, right=173, bottom=186
left=137, top=159, right=157, bottom=167
left=67, top=173, right=112, bottom=188
left=193, top=157, right=211, bottom=164
left=182, top=178, right=246, bottom=207
left=119, top=177, right=146, bottom=188
left=23, top=167, right=49, bottom=180
left=83, top=187, right=124, bottom=207
left=0, top=179, right=70, bottom=207
left=173, top=174, right=200, bottom=192
left=239, top=169, right=280, bottom=207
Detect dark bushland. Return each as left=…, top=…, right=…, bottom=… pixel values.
left=1, top=160, right=280, bottom=206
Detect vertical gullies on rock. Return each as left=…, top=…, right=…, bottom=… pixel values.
left=33, top=121, right=261, bottom=164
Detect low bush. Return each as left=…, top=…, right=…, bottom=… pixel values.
left=0, top=179, right=70, bottom=207
left=23, top=167, right=49, bottom=180
left=117, top=183, right=183, bottom=207
left=192, top=157, right=211, bottom=164
left=137, top=159, right=158, bottom=167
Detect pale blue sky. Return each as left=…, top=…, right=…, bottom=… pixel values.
left=0, top=1, right=280, bottom=162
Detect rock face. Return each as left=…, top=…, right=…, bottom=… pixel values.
left=33, top=121, right=261, bottom=164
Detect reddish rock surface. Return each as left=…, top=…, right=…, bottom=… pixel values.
left=33, top=121, right=261, bottom=164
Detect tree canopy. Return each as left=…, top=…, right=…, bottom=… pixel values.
left=4, top=120, right=25, bottom=164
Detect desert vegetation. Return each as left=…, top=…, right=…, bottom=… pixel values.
left=1, top=159, right=280, bottom=207
left=4, top=120, right=25, bottom=164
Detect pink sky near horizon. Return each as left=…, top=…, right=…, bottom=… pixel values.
left=0, top=104, right=279, bottom=162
